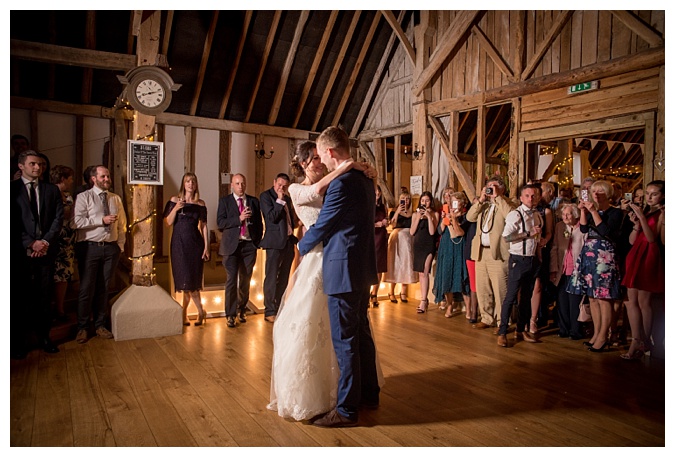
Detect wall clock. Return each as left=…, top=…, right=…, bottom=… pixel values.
left=118, top=66, right=181, bottom=115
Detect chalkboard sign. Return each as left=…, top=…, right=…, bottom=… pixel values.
left=127, top=140, right=164, bottom=185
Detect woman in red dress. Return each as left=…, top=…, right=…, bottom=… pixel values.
left=620, top=180, right=665, bottom=359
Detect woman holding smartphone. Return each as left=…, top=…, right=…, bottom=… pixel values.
left=410, top=191, right=438, bottom=313
left=384, top=191, right=418, bottom=303
left=433, top=190, right=471, bottom=318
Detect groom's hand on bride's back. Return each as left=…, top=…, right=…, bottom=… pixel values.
left=353, top=161, right=378, bottom=179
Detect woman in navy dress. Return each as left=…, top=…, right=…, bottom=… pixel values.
left=163, top=172, right=210, bottom=327
left=370, top=185, right=389, bottom=307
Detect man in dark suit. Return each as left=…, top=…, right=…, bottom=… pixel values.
left=259, top=173, right=298, bottom=323
left=217, top=173, right=263, bottom=328
left=298, top=126, right=380, bottom=427
left=10, top=150, right=63, bottom=358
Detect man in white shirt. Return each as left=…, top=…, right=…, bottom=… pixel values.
left=497, top=184, right=543, bottom=347
left=73, top=165, right=127, bottom=343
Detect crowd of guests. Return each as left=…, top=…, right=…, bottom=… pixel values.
left=376, top=175, right=664, bottom=360
left=11, top=129, right=664, bottom=364
left=11, top=140, right=126, bottom=359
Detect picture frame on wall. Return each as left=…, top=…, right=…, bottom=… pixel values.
left=127, top=140, right=164, bottom=185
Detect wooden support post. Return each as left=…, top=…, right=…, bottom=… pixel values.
left=412, top=13, right=432, bottom=196
left=509, top=98, right=522, bottom=196
left=393, top=135, right=401, bottom=202
left=476, top=106, right=486, bottom=192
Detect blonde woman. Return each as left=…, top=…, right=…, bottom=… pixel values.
left=566, top=180, right=623, bottom=352
left=384, top=191, right=418, bottom=302
left=163, top=173, right=210, bottom=326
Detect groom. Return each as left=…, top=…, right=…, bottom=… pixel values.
left=298, top=126, right=380, bottom=427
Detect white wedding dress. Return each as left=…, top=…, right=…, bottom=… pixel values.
left=267, top=183, right=339, bottom=420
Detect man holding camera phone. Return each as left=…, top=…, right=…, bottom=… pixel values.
left=466, top=176, right=517, bottom=332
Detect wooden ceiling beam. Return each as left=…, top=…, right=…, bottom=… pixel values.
left=611, top=10, right=663, bottom=47
left=292, top=11, right=338, bottom=128
left=411, top=10, right=482, bottom=97
left=244, top=10, right=282, bottom=123
left=219, top=11, right=252, bottom=119
left=189, top=11, right=219, bottom=116
left=10, top=39, right=136, bottom=71
left=521, top=11, right=574, bottom=80
left=381, top=10, right=415, bottom=64
left=161, top=11, right=174, bottom=57
left=80, top=11, right=96, bottom=104
left=311, top=11, right=362, bottom=131
left=332, top=11, right=381, bottom=126
left=269, top=10, right=310, bottom=125
left=472, top=24, right=514, bottom=81
left=352, top=10, right=406, bottom=137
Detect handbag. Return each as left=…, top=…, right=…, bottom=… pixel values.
left=578, top=301, right=592, bottom=322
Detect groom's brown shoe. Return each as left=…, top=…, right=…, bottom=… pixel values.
left=311, top=409, right=358, bottom=428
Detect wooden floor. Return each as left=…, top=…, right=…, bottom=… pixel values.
left=10, top=298, right=665, bottom=447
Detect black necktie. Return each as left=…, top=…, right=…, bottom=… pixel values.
left=29, top=182, right=40, bottom=224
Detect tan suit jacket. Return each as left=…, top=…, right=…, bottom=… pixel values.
left=466, top=195, right=516, bottom=262
left=549, top=221, right=586, bottom=286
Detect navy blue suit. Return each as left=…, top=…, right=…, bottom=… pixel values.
left=217, top=193, right=263, bottom=318
left=298, top=168, right=379, bottom=420
left=10, top=178, right=63, bottom=353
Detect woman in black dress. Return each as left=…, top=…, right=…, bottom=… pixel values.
left=411, top=191, right=438, bottom=313
left=370, top=185, right=390, bottom=307
left=163, top=173, right=210, bottom=326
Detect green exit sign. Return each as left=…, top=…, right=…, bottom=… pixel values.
left=568, top=80, right=599, bottom=94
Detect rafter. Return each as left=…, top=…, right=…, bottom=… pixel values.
left=471, top=24, right=514, bottom=81
left=292, top=11, right=338, bottom=129
left=332, top=11, right=381, bottom=126
left=80, top=11, right=95, bottom=104
left=269, top=10, right=310, bottom=125
left=381, top=10, right=415, bottom=64
left=521, top=10, right=573, bottom=80
left=245, top=10, right=282, bottom=123
left=10, top=39, right=136, bottom=71
left=161, top=11, right=174, bottom=57
left=352, top=10, right=406, bottom=137
left=411, top=10, right=482, bottom=97
left=311, top=11, right=362, bottom=132
left=190, top=11, right=219, bottom=116
left=219, top=11, right=252, bottom=119
left=611, top=10, right=663, bottom=47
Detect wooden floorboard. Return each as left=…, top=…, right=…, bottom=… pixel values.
left=9, top=298, right=665, bottom=447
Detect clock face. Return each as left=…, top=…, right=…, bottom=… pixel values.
left=135, top=79, right=166, bottom=108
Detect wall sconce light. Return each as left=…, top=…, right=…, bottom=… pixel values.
left=404, top=143, right=424, bottom=161
left=255, top=142, right=274, bottom=159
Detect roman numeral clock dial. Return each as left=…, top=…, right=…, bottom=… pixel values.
left=119, top=66, right=180, bottom=116
left=135, top=80, right=165, bottom=108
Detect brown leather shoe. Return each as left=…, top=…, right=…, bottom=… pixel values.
left=516, top=331, right=539, bottom=343
left=76, top=329, right=88, bottom=344
left=492, top=327, right=500, bottom=335
left=312, top=409, right=358, bottom=428
left=264, top=315, right=276, bottom=323
left=497, top=335, right=508, bottom=347
left=473, top=322, right=490, bottom=330
left=96, top=327, right=114, bottom=339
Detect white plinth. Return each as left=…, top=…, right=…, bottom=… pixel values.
left=111, top=284, right=183, bottom=341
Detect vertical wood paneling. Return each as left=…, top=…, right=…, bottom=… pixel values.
left=651, top=10, right=665, bottom=35
left=597, top=11, right=612, bottom=62
left=570, top=11, right=582, bottom=69
left=636, top=10, right=652, bottom=52
left=498, top=10, right=509, bottom=86
left=453, top=41, right=466, bottom=96
left=509, top=11, right=519, bottom=78
left=581, top=10, right=599, bottom=66
left=611, top=13, right=632, bottom=59
left=465, top=33, right=477, bottom=94
left=486, top=12, right=494, bottom=91
left=542, top=11, right=552, bottom=76
left=525, top=11, right=535, bottom=80
left=550, top=12, right=561, bottom=74
left=559, top=14, right=571, bottom=72
left=493, top=11, right=503, bottom=87
left=534, top=11, right=544, bottom=78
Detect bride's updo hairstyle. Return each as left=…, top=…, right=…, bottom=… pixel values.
left=290, top=140, right=316, bottom=178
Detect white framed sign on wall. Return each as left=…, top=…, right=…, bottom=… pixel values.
left=127, top=140, right=164, bottom=185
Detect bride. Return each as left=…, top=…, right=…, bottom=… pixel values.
left=267, top=141, right=381, bottom=421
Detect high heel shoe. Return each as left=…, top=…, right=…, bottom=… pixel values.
left=370, top=294, right=379, bottom=308
left=588, top=341, right=609, bottom=352
left=400, top=294, right=408, bottom=303
left=583, top=341, right=594, bottom=347
left=529, top=318, right=538, bottom=334
left=444, top=306, right=453, bottom=318
left=416, top=299, right=428, bottom=313
left=438, top=300, right=447, bottom=310
left=388, top=293, right=398, bottom=303
left=620, top=349, right=644, bottom=360
left=195, top=309, right=206, bottom=326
